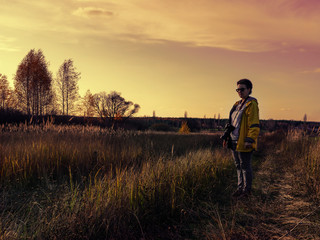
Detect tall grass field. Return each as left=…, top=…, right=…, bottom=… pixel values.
left=0, top=123, right=319, bottom=239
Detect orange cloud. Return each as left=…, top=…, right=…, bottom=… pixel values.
left=73, top=7, right=114, bottom=18
left=301, top=68, right=320, bottom=74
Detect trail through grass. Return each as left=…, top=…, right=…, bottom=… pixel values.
left=199, top=130, right=320, bottom=240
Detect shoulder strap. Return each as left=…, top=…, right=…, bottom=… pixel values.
left=232, top=97, right=249, bottom=121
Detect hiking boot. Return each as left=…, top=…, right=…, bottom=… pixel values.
left=232, top=189, right=243, bottom=198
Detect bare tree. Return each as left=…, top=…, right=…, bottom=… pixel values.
left=81, top=89, right=95, bottom=117
left=14, top=49, right=53, bottom=116
left=0, top=74, right=10, bottom=110
left=56, top=59, right=80, bottom=116
left=93, top=91, right=107, bottom=119
left=93, top=91, right=140, bottom=127
left=6, top=89, right=18, bottom=110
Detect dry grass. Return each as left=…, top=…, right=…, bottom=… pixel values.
left=0, top=124, right=320, bottom=239
left=0, top=123, right=231, bottom=239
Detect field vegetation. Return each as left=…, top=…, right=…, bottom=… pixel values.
left=0, top=123, right=320, bottom=239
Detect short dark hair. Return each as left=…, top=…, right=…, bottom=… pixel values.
left=237, top=78, right=252, bottom=94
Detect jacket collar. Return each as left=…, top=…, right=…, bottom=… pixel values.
left=235, top=96, right=257, bottom=106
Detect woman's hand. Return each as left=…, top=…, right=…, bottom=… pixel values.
left=223, top=140, right=227, bottom=148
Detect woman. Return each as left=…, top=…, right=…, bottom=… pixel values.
left=223, top=79, right=260, bottom=198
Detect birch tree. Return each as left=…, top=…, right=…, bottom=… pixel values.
left=82, top=89, right=95, bottom=117
left=56, top=59, right=80, bottom=115
left=0, top=74, right=10, bottom=110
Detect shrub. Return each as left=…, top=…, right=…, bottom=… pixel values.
left=179, top=121, right=190, bottom=134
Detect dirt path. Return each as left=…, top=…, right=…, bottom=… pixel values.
left=247, top=152, right=320, bottom=240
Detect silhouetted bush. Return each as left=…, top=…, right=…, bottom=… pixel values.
left=123, top=118, right=149, bottom=130
left=0, top=108, right=26, bottom=124
left=185, top=119, right=201, bottom=132
left=149, top=123, right=174, bottom=132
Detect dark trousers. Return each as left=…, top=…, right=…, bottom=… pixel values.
left=232, top=150, right=253, bottom=192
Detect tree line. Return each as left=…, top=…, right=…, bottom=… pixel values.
left=0, top=49, right=140, bottom=126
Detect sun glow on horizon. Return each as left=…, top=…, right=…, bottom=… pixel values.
left=1, top=0, right=320, bottom=121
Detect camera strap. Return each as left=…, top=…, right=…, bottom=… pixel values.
left=240, top=97, right=249, bottom=109
left=233, top=97, right=249, bottom=121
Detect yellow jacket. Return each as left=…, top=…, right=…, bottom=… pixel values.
left=230, top=97, right=260, bottom=152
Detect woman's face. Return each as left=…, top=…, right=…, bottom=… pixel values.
left=236, top=84, right=250, bottom=99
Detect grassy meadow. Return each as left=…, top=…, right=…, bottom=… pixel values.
left=0, top=123, right=320, bottom=239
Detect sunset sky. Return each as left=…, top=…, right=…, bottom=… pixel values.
left=1, top=0, right=320, bottom=121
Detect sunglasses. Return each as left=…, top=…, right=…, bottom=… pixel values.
left=236, top=88, right=246, bottom=92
